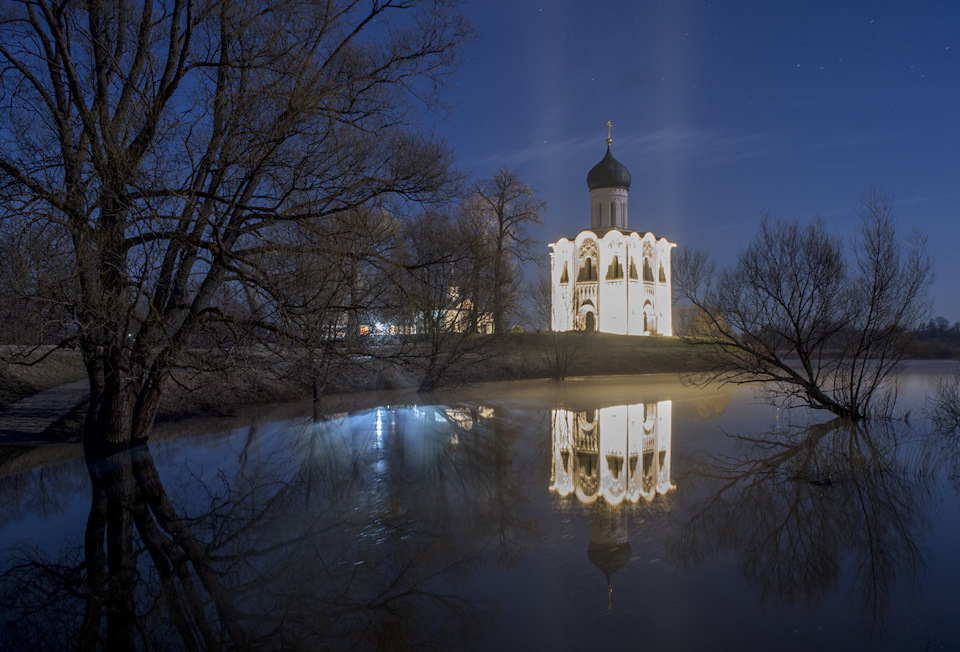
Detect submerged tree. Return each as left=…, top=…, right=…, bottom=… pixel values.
left=674, top=188, right=932, bottom=421
left=0, top=0, right=470, bottom=450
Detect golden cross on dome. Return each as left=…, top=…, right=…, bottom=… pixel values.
left=606, top=120, right=613, bottom=145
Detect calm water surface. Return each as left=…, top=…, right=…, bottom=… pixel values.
left=1, top=362, right=959, bottom=650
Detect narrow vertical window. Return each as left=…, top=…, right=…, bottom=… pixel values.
left=643, top=257, right=654, bottom=282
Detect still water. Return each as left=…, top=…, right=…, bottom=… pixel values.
left=1, top=363, right=959, bottom=650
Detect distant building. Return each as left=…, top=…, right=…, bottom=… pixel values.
left=549, top=124, right=675, bottom=335
left=442, top=282, right=493, bottom=335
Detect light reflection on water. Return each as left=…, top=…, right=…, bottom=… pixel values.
left=0, top=364, right=958, bottom=650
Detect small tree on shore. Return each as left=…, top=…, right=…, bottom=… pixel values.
left=674, top=188, right=932, bottom=421
left=392, top=209, right=492, bottom=392
left=464, top=169, right=545, bottom=335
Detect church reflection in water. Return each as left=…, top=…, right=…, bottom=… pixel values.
left=550, top=401, right=674, bottom=504
left=549, top=401, right=674, bottom=608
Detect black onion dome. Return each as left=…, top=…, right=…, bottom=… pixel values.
left=587, top=541, right=632, bottom=583
left=586, top=145, right=632, bottom=190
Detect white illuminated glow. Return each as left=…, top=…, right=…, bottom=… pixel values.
left=550, top=231, right=675, bottom=336
left=549, top=401, right=674, bottom=504
left=547, top=146, right=676, bottom=336
left=375, top=407, right=384, bottom=445
left=443, top=407, right=474, bottom=431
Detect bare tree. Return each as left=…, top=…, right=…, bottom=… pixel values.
left=536, top=331, right=585, bottom=380
left=392, top=208, right=491, bottom=392
left=257, top=205, right=404, bottom=399
left=0, top=1, right=471, bottom=450
left=465, top=169, right=545, bottom=335
left=528, top=259, right=553, bottom=331
left=0, top=216, right=76, bottom=344
left=674, top=188, right=932, bottom=421
left=926, top=371, right=960, bottom=434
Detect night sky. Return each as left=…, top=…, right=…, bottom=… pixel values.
left=432, top=1, right=960, bottom=320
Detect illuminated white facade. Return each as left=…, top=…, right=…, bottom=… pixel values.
left=548, top=135, right=675, bottom=335
left=549, top=401, right=674, bottom=505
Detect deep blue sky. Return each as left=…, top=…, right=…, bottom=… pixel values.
left=431, top=0, right=960, bottom=320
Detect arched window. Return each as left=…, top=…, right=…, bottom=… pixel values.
left=606, top=455, right=624, bottom=480
left=560, top=262, right=569, bottom=284
left=659, top=263, right=666, bottom=283
left=579, top=257, right=597, bottom=281
left=629, top=257, right=638, bottom=279
left=643, top=257, right=654, bottom=282
left=606, top=255, right=623, bottom=279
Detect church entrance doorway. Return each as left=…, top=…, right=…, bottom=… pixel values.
left=585, top=312, right=596, bottom=332
left=642, top=302, right=656, bottom=334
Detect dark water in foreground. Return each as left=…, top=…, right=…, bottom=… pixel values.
left=1, top=363, right=959, bottom=650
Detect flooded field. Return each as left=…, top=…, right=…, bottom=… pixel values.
left=1, top=362, right=959, bottom=650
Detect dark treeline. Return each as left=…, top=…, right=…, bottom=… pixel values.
left=911, top=316, right=960, bottom=358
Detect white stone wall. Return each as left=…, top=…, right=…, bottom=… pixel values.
left=654, top=238, right=675, bottom=336
left=549, top=239, right=575, bottom=331
left=598, top=233, right=627, bottom=334
left=550, top=228, right=674, bottom=336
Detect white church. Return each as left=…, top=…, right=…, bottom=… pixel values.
left=549, top=125, right=675, bottom=335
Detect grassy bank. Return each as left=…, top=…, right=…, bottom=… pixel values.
left=0, top=347, right=87, bottom=409
left=156, top=333, right=723, bottom=419
left=470, top=332, right=716, bottom=380
left=0, top=334, right=718, bottom=419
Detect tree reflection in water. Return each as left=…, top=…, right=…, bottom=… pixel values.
left=672, top=418, right=939, bottom=632
left=0, top=404, right=541, bottom=650
left=926, top=371, right=960, bottom=496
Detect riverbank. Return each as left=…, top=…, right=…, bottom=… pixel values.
left=155, top=333, right=721, bottom=420
left=0, top=347, right=86, bottom=408
left=6, top=332, right=955, bottom=432
left=0, top=334, right=717, bottom=435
